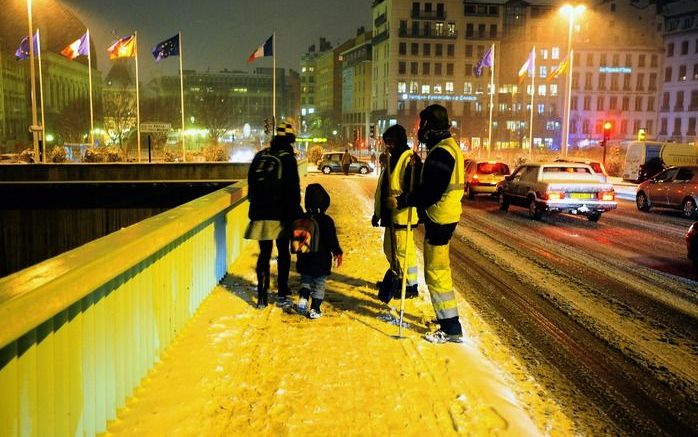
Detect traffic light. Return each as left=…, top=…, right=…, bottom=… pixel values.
left=637, top=128, right=646, bottom=141
left=602, top=121, right=612, bottom=167
left=369, top=124, right=376, bottom=139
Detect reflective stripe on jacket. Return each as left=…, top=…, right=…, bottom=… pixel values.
left=424, top=137, right=464, bottom=224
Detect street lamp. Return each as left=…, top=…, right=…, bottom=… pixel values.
left=559, top=3, right=586, bottom=158
left=27, top=0, right=40, bottom=160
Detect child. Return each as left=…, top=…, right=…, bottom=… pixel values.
left=294, top=183, right=343, bottom=319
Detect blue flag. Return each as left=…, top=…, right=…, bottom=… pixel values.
left=15, top=33, right=39, bottom=61
left=152, top=34, right=180, bottom=63
left=474, top=46, right=494, bottom=77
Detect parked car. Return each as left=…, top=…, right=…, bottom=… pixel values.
left=635, top=166, right=698, bottom=218
left=687, top=222, right=698, bottom=272
left=497, top=162, right=617, bottom=222
left=555, top=159, right=609, bottom=183
left=464, top=160, right=510, bottom=199
left=317, top=152, right=374, bottom=175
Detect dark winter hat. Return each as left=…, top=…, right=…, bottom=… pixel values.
left=305, top=183, right=330, bottom=213
left=382, top=124, right=407, bottom=145
left=419, top=104, right=450, bottom=130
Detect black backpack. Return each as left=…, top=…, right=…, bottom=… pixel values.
left=250, top=149, right=288, bottom=199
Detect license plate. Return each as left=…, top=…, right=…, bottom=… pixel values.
left=570, top=193, right=593, bottom=199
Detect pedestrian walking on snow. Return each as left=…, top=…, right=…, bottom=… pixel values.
left=341, top=149, right=352, bottom=175
left=391, top=104, right=465, bottom=344
left=291, top=183, right=343, bottom=319
left=245, top=122, right=303, bottom=309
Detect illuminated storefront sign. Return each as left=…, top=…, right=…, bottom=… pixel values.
left=598, top=67, right=632, bottom=74
left=401, top=93, right=478, bottom=102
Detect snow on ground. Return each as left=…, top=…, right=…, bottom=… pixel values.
left=105, top=173, right=576, bottom=436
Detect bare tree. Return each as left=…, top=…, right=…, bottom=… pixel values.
left=196, top=91, right=233, bottom=145
left=103, top=89, right=136, bottom=148
left=47, top=99, right=90, bottom=144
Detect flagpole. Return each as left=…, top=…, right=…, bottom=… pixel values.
left=529, top=46, right=535, bottom=161
left=179, top=32, right=186, bottom=162
left=487, top=43, right=495, bottom=159
left=272, top=33, right=276, bottom=125
left=27, top=0, right=39, bottom=160
left=134, top=31, right=142, bottom=162
left=87, top=29, right=95, bottom=147
left=37, top=29, right=46, bottom=162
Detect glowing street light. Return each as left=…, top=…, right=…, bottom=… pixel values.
left=559, top=3, right=586, bottom=158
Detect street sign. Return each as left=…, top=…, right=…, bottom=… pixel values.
left=140, top=122, right=171, bottom=133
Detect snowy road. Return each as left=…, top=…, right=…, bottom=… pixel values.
left=351, top=176, right=698, bottom=435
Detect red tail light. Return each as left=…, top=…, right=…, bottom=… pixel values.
left=598, top=191, right=615, bottom=201
left=471, top=174, right=480, bottom=185
left=546, top=191, right=564, bottom=201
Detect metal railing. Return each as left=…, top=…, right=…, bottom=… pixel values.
left=0, top=161, right=305, bottom=435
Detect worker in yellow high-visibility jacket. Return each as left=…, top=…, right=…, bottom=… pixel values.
left=372, top=125, right=421, bottom=301
left=393, top=104, right=465, bottom=344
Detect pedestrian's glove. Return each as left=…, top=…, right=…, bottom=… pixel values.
left=385, top=196, right=398, bottom=209
left=371, top=215, right=380, bottom=227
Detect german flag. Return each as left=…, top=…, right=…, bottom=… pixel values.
left=107, top=35, right=136, bottom=60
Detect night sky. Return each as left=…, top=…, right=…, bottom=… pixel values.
left=61, top=0, right=370, bottom=77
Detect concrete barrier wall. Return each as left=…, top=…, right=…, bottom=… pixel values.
left=0, top=183, right=251, bottom=436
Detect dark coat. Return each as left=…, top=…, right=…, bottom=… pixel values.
left=296, top=213, right=342, bottom=277
left=247, top=138, right=302, bottom=224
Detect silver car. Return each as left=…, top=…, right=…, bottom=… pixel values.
left=497, top=162, right=617, bottom=222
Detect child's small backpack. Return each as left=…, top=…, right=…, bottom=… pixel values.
left=290, top=215, right=320, bottom=254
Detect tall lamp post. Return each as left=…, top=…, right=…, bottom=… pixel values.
left=27, top=0, right=40, bottom=160
left=560, top=3, right=586, bottom=158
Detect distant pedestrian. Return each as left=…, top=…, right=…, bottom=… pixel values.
left=245, top=122, right=302, bottom=309
left=370, top=150, right=377, bottom=169
left=291, top=183, right=343, bottom=319
left=341, top=149, right=352, bottom=175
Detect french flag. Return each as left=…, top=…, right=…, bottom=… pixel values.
left=61, top=32, right=89, bottom=60
left=247, top=35, right=273, bottom=64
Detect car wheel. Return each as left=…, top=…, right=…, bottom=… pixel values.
left=359, top=166, right=369, bottom=175
left=528, top=197, right=542, bottom=220
left=321, top=166, right=332, bottom=174
left=498, top=192, right=510, bottom=212
left=636, top=192, right=650, bottom=211
left=683, top=198, right=697, bottom=218
left=587, top=212, right=602, bottom=222
left=465, top=184, right=474, bottom=199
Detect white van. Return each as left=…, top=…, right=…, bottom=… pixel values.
left=622, top=141, right=698, bottom=182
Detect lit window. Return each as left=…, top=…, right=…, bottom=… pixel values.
left=550, top=84, right=558, bottom=96
left=538, top=85, right=546, bottom=96
left=308, top=108, right=315, bottom=114
left=421, top=84, right=430, bottom=94
left=540, top=49, right=548, bottom=60
left=464, top=82, right=473, bottom=93
left=540, top=66, right=547, bottom=78
left=445, top=82, right=454, bottom=93
left=301, top=108, right=307, bottom=116
left=302, top=67, right=307, bottom=73
left=434, top=84, right=443, bottom=94
left=537, top=103, right=545, bottom=114
left=410, top=81, right=419, bottom=93
left=398, top=81, right=407, bottom=93
left=552, top=47, right=560, bottom=60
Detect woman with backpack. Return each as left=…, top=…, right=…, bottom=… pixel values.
left=245, top=122, right=302, bottom=309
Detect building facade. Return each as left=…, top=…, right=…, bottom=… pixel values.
left=658, top=0, right=698, bottom=143
left=0, top=38, right=28, bottom=148
left=300, top=38, right=333, bottom=136
left=341, top=29, right=374, bottom=148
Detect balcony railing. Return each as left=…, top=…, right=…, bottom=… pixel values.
left=399, top=28, right=457, bottom=39
left=373, top=30, right=389, bottom=44
left=411, top=10, right=446, bottom=20
left=374, top=13, right=386, bottom=27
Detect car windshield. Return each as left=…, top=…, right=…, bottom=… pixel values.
left=543, top=166, right=592, bottom=174
left=477, top=162, right=509, bottom=175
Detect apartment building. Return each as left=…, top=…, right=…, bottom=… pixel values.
left=340, top=29, right=374, bottom=147
left=658, top=0, right=698, bottom=143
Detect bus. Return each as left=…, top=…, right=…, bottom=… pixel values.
left=622, top=141, right=698, bottom=182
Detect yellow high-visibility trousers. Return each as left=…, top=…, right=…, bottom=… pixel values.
left=424, top=241, right=459, bottom=320
left=383, top=228, right=418, bottom=287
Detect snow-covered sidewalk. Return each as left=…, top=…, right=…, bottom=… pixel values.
left=105, top=174, right=574, bottom=436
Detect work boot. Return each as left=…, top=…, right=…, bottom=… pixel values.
left=424, top=330, right=463, bottom=344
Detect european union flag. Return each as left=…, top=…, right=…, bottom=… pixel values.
left=152, top=34, right=180, bottom=63
left=474, top=45, right=494, bottom=77
left=15, top=33, right=38, bottom=61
